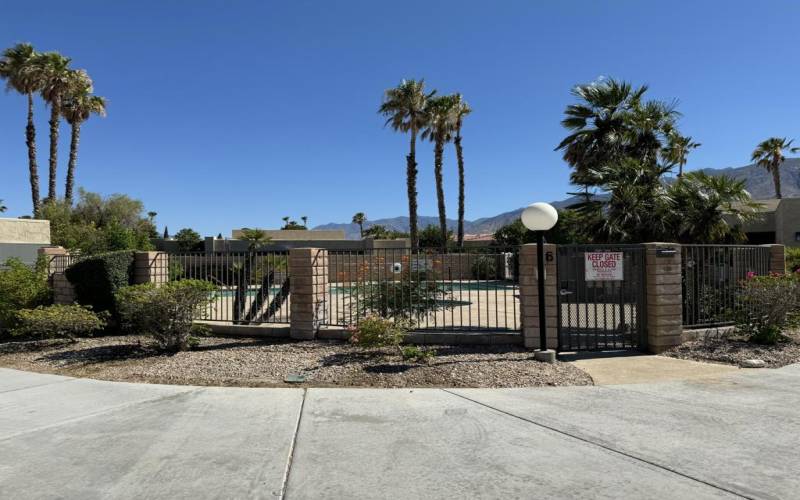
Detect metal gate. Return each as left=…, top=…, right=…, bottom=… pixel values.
left=557, top=245, right=646, bottom=351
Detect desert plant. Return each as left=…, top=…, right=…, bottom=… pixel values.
left=0, top=257, right=51, bottom=332
left=64, top=250, right=134, bottom=317
left=355, top=272, right=450, bottom=320
left=471, top=255, right=498, bottom=280
left=400, top=344, right=436, bottom=363
left=12, top=304, right=106, bottom=341
left=735, top=273, right=800, bottom=344
left=348, top=315, right=409, bottom=349
left=115, top=280, right=216, bottom=351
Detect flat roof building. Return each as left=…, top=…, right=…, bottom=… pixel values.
left=736, top=198, right=800, bottom=247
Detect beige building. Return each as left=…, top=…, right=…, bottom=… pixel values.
left=230, top=229, right=346, bottom=241
left=736, top=198, right=800, bottom=247
left=0, top=218, right=51, bottom=264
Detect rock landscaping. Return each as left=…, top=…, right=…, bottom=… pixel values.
left=0, top=336, right=593, bottom=388
left=662, top=330, right=800, bottom=368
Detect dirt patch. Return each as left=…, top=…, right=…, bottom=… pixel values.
left=0, top=336, right=592, bottom=388
left=662, top=330, right=800, bottom=368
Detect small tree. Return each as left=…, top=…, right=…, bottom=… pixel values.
left=175, top=228, right=202, bottom=251
left=163, top=226, right=170, bottom=239
left=239, top=228, right=270, bottom=251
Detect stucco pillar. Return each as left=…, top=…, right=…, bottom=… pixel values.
left=518, top=243, right=558, bottom=349
left=643, top=243, right=683, bottom=353
left=289, top=248, right=329, bottom=340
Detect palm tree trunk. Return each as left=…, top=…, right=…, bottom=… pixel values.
left=454, top=133, right=465, bottom=248
left=407, top=129, right=419, bottom=247
left=25, top=93, right=41, bottom=217
left=772, top=163, right=782, bottom=199
left=358, top=222, right=363, bottom=238
left=65, top=121, right=81, bottom=205
left=434, top=137, right=447, bottom=247
left=678, top=159, right=684, bottom=178
left=47, top=99, right=60, bottom=202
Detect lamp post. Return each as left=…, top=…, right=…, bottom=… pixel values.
left=521, top=202, right=558, bottom=362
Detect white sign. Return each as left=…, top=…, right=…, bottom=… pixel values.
left=584, top=252, right=623, bottom=281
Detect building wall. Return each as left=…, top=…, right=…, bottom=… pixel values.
left=0, top=218, right=51, bottom=264
left=775, top=198, right=800, bottom=247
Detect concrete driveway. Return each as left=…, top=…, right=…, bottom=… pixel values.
left=1, top=365, right=798, bottom=499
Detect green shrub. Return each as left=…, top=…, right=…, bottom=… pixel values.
left=12, top=305, right=106, bottom=341
left=355, top=273, right=450, bottom=321
left=65, top=250, right=135, bottom=318
left=471, top=255, right=498, bottom=280
left=736, top=273, right=800, bottom=344
left=116, top=280, right=216, bottom=352
left=348, top=316, right=409, bottom=349
left=0, top=258, right=51, bottom=332
left=401, top=345, right=437, bottom=363
left=786, top=247, right=800, bottom=273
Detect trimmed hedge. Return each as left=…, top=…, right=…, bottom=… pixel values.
left=65, top=250, right=135, bottom=317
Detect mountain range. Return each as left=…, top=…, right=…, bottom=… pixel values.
left=314, top=160, right=800, bottom=239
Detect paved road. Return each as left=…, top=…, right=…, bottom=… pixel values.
left=1, top=365, right=798, bottom=499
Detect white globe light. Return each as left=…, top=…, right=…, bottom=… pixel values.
left=521, top=202, right=558, bottom=231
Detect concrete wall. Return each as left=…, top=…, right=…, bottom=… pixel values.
left=0, top=218, right=51, bottom=264
left=775, top=198, right=800, bottom=247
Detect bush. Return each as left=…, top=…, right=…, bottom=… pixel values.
left=786, top=247, right=800, bottom=273
left=12, top=305, right=106, bottom=341
left=736, top=273, right=800, bottom=344
left=116, top=280, right=216, bottom=352
left=355, top=273, right=450, bottom=321
left=65, top=250, right=135, bottom=318
left=401, top=345, right=437, bottom=363
left=0, top=258, right=51, bottom=332
left=471, top=255, right=498, bottom=280
left=348, top=316, right=409, bottom=349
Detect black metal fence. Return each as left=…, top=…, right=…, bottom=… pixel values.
left=322, top=246, right=521, bottom=332
left=47, top=254, right=82, bottom=274
left=165, top=251, right=291, bottom=324
left=681, top=245, right=771, bottom=328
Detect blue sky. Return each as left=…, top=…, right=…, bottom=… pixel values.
left=1, top=1, right=798, bottom=235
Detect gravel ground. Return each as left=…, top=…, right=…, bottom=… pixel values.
left=0, top=336, right=593, bottom=388
left=662, top=330, right=800, bottom=368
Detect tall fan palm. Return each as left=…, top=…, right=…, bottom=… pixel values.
left=663, top=131, right=700, bottom=178
left=0, top=199, right=6, bottom=213
left=750, top=137, right=794, bottom=199
left=37, top=51, right=73, bottom=202
left=351, top=212, right=366, bottom=238
left=61, top=72, right=106, bottom=205
left=422, top=95, right=457, bottom=246
left=0, top=43, right=43, bottom=216
left=379, top=79, right=433, bottom=248
left=449, top=94, right=471, bottom=247
left=556, top=79, right=648, bottom=193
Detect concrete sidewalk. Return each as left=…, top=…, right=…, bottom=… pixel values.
left=1, top=366, right=798, bottom=499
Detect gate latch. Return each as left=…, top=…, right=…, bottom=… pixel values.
left=559, top=289, right=574, bottom=296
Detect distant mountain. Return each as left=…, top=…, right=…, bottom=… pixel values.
left=314, top=160, right=800, bottom=239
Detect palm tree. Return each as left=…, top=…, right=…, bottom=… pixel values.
left=379, top=79, right=434, bottom=248
left=352, top=212, right=366, bottom=238
left=422, top=95, right=457, bottom=246
left=61, top=73, right=106, bottom=205
left=0, top=43, right=43, bottom=216
left=556, top=79, right=648, bottom=195
left=663, top=131, right=700, bottom=178
left=301, top=216, right=308, bottom=228
left=0, top=199, right=6, bottom=213
left=281, top=216, right=290, bottom=228
left=37, top=51, right=73, bottom=202
left=751, top=137, right=794, bottom=199
left=449, top=94, right=471, bottom=247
